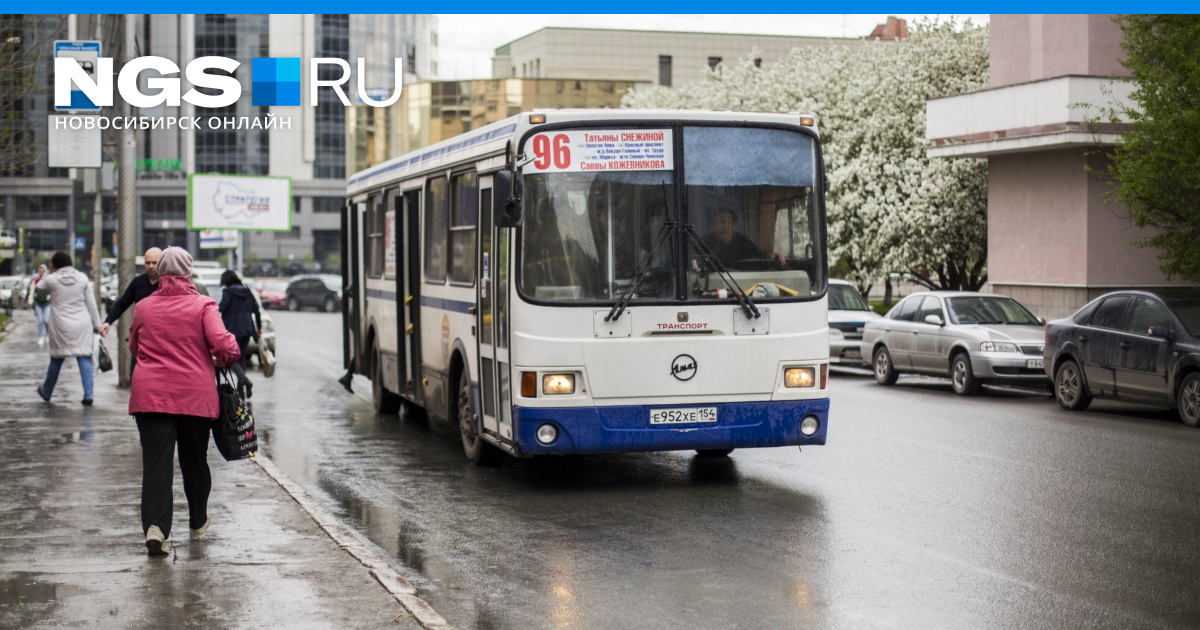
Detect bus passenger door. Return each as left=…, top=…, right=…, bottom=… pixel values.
left=476, top=178, right=513, bottom=443
left=401, top=189, right=423, bottom=404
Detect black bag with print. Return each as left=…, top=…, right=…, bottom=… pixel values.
left=214, top=368, right=257, bottom=461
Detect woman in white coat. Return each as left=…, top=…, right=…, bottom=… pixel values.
left=35, top=251, right=101, bottom=405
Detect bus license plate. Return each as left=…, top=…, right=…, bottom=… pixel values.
left=1026, top=359, right=1044, bottom=369
left=650, top=407, right=718, bottom=425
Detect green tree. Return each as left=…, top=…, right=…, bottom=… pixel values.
left=1107, top=15, right=1200, bottom=282
left=0, top=16, right=63, bottom=175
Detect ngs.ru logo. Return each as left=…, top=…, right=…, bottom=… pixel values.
left=54, top=56, right=401, bottom=109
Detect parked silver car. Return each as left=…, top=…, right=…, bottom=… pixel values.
left=828, top=279, right=881, bottom=365
left=862, top=291, right=1049, bottom=395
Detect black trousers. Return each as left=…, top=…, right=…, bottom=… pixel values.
left=134, top=412, right=213, bottom=539
left=230, top=336, right=252, bottom=397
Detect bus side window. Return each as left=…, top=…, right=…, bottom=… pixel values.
left=425, top=176, right=448, bottom=283
left=448, top=171, right=477, bottom=285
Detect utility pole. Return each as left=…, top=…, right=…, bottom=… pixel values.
left=91, top=14, right=105, bottom=309
left=116, top=14, right=138, bottom=388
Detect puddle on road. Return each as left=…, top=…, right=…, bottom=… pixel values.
left=0, top=575, right=80, bottom=605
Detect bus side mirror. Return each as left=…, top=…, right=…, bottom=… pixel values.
left=494, top=170, right=522, bottom=227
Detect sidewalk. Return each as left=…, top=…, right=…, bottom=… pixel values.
left=0, top=310, right=445, bottom=629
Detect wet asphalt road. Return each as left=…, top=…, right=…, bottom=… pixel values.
left=256, top=310, right=1200, bottom=630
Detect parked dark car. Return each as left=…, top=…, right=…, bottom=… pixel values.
left=1044, top=289, right=1200, bottom=426
left=285, top=274, right=342, bottom=312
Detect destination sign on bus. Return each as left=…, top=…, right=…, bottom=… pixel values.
left=525, top=129, right=673, bottom=173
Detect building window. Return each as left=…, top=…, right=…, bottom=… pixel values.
left=312, top=197, right=343, bottom=213
left=448, top=171, right=477, bottom=285
left=293, top=197, right=301, bottom=214
left=658, top=55, right=672, bottom=86
left=142, top=197, right=186, bottom=223
left=15, top=196, right=69, bottom=221
left=708, top=56, right=722, bottom=71
left=314, top=14, right=349, bottom=179
left=194, top=14, right=271, bottom=175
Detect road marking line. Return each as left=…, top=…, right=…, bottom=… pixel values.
left=253, top=454, right=454, bottom=629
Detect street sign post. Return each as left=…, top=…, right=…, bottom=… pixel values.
left=54, top=41, right=102, bottom=112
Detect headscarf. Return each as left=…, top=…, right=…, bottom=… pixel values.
left=156, top=246, right=193, bottom=278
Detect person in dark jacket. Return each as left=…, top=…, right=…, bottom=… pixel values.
left=217, top=270, right=262, bottom=399
left=99, top=247, right=161, bottom=337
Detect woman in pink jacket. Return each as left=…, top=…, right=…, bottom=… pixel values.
left=129, top=247, right=240, bottom=556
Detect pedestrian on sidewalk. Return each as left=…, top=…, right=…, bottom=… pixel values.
left=129, top=246, right=242, bottom=556
left=35, top=252, right=101, bottom=405
left=28, top=265, right=51, bottom=346
left=217, top=269, right=262, bottom=400
left=99, top=247, right=161, bottom=376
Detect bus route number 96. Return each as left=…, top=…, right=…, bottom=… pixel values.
left=531, top=134, right=571, bottom=170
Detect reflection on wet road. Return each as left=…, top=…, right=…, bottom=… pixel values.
left=255, top=311, right=1200, bottom=630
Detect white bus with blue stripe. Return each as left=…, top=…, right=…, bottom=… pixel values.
left=343, top=109, right=830, bottom=464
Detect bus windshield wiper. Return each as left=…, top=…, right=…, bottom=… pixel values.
left=683, top=225, right=760, bottom=320
left=605, top=219, right=676, bottom=322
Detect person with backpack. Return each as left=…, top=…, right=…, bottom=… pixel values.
left=217, top=270, right=262, bottom=400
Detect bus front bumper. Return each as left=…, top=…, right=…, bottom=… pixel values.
left=512, top=399, right=829, bottom=456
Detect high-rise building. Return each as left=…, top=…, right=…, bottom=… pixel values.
left=0, top=14, right=436, bottom=272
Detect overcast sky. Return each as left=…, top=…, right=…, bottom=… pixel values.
left=434, top=14, right=990, bottom=79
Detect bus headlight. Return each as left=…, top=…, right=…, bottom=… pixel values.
left=536, top=423, right=558, bottom=444
left=785, top=367, right=816, bottom=388
left=542, top=374, right=575, bottom=395
left=800, top=415, right=820, bottom=436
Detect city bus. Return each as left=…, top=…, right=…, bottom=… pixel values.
left=342, top=109, right=830, bottom=464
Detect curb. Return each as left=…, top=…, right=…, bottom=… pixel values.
left=253, top=454, right=455, bottom=629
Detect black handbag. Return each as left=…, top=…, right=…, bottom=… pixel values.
left=96, top=340, right=113, bottom=373
left=213, top=368, right=257, bottom=461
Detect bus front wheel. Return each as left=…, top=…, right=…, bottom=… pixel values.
left=456, top=367, right=503, bottom=466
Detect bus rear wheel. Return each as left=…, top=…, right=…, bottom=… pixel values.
left=456, top=367, right=503, bottom=466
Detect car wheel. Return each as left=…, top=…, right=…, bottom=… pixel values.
left=1054, top=359, right=1092, bottom=411
left=1178, top=373, right=1200, bottom=427
left=323, top=296, right=338, bottom=313
left=695, top=449, right=734, bottom=457
left=873, top=346, right=898, bottom=386
left=287, top=296, right=300, bottom=312
left=456, top=366, right=503, bottom=466
left=371, top=347, right=402, bottom=415
left=950, top=352, right=981, bottom=396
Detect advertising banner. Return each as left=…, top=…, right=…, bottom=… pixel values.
left=188, top=174, right=292, bottom=232
left=198, top=229, right=241, bottom=249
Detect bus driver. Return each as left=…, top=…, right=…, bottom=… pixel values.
left=701, top=207, right=784, bottom=269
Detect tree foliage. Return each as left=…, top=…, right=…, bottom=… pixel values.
left=1107, top=15, right=1200, bottom=283
left=622, top=19, right=990, bottom=292
left=0, top=15, right=62, bottom=176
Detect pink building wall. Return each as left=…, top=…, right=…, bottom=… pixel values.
left=990, top=15, right=1129, bottom=88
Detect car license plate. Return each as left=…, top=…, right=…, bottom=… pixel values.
left=843, top=349, right=861, bottom=360
left=1026, top=359, right=1044, bottom=369
left=649, top=407, right=718, bottom=425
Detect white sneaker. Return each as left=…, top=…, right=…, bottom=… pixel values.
left=37, top=336, right=45, bottom=346
left=189, top=517, right=210, bottom=540
left=145, top=525, right=170, bottom=556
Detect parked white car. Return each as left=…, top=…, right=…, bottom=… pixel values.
left=828, top=279, right=880, bottom=365
left=863, top=291, right=1049, bottom=395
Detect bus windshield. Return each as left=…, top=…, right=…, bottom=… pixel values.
left=520, top=125, right=824, bottom=303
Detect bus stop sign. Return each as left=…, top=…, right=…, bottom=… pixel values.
left=54, top=41, right=102, bottom=112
